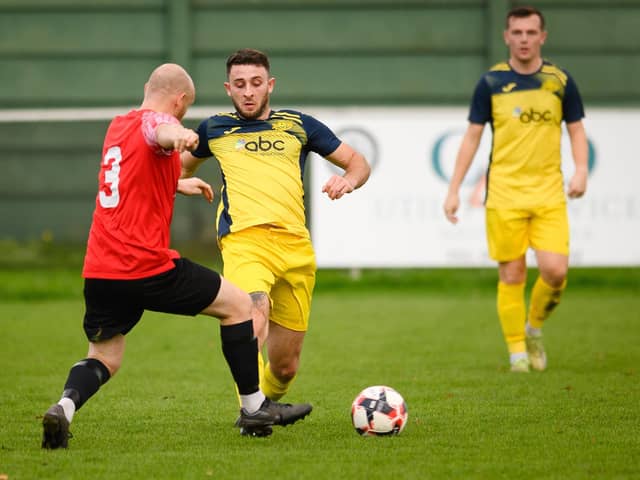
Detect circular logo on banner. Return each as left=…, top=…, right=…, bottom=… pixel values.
left=431, top=130, right=597, bottom=184
left=431, top=130, right=489, bottom=185
left=321, top=127, right=379, bottom=175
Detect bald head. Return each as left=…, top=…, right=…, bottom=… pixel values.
left=146, top=63, right=194, bottom=100
left=142, top=63, right=195, bottom=119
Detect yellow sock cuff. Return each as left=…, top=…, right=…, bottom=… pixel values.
left=260, top=363, right=295, bottom=401
left=535, top=276, right=567, bottom=291
left=507, top=340, right=526, bottom=354
left=497, top=281, right=525, bottom=296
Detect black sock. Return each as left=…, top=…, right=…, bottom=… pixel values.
left=62, top=358, right=111, bottom=410
left=220, top=320, right=259, bottom=395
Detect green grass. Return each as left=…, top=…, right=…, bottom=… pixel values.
left=1, top=268, right=639, bottom=479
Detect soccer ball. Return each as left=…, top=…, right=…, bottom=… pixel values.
left=351, top=385, right=408, bottom=436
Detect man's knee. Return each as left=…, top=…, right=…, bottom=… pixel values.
left=88, top=335, right=125, bottom=376
left=541, top=265, right=567, bottom=288
left=270, top=361, right=298, bottom=382
left=268, top=350, right=300, bottom=381
left=538, top=257, right=568, bottom=287
left=89, top=352, right=122, bottom=377
left=499, top=257, right=527, bottom=284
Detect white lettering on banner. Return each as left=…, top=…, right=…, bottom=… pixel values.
left=570, top=196, right=639, bottom=220
left=308, top=107, right=640, bottom=267
left=373, top=195, right=444, bottom=222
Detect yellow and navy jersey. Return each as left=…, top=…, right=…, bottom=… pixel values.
left=192, top=109, right=341, bottom=239
left=469, top=60, right=585, bottom=208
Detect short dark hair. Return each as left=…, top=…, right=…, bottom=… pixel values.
left=226, top=48, right=270, bottom=77
left=506, top=5, right=545, bottom=30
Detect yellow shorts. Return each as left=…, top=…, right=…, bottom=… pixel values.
left=485, top=205, right=569, bottom=262
left=219, top=225, right=316, bottom=332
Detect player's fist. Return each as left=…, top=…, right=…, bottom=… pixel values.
left=567, top=168, right=587, bottom=199
left=174, top=128, right=199, bottom=153
left=443, top=192, right=460, bottom=224
left=322, top=175, right=355, bottom=200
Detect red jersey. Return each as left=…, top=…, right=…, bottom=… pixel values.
left=82, top=109, right=182, bottom=279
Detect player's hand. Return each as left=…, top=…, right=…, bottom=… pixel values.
left=322, top=175, right=355, bottom=200
left=443, top=192, right=460, bottom=224
left=567, top=169, right=587, bottom=199
left=177, top=177, right=214, bottom=202
left=173, top=128, right=200, bottom=153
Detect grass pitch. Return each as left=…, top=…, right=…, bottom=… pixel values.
left=0, top=267, right=638, bottom=479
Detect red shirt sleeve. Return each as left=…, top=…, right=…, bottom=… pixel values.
left=141, top=111, right=180, bottom=154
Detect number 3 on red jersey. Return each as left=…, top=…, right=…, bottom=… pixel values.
left=99, top=146, right=122, bottom=208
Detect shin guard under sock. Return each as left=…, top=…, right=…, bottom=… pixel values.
left=63, top=358, right=111, bottom=411
left=221, top=320, right=259, bottom=395
left=528, top=276, right=566, bottom=329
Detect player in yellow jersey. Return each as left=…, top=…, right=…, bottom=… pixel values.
left=181, top=49, right=370, bottom=433
left=443, top=6, right=588, bottom=372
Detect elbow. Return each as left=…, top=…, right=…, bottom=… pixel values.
left=353, top=157, right=371, bottom=188
left=363, top=162, right=372, bottom=184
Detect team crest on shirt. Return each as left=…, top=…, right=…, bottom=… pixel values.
left=270, top=120, right=295, bottom=131
left=540, top=78, right=562, bottom=95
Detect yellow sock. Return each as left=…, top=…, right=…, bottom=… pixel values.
left=528, top=276, right=566, bottom=329
left=497, top=281, right=526, bottom=354
left=258, top=351, right=265, bottom=387
left=261, top=362, right=295, bottom=401
left=235, top=351, right=266, bottom=407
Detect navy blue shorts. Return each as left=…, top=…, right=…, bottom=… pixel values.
left=83, top=258, right=222, bottom=342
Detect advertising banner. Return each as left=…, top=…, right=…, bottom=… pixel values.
left=309, top=107, right=639, bottom=267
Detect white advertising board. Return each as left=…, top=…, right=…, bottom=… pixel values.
left=309, top=107, right=640, bottom=267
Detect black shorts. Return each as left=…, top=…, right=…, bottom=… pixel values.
left=83, top=258, right=222, bottom=342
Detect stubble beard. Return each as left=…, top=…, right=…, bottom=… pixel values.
left=233, top=95, right=269, bottom=121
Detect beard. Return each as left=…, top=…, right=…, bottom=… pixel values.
left=232, top=95, right=270, bottom=120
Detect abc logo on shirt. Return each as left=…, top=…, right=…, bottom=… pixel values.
left=513, top=107, right=553, bottom=124
left=235, top=137, right=285, bottom=152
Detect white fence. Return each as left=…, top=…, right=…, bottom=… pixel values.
left=3, top=106, right=636, bottom=266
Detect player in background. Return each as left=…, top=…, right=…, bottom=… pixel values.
left=41, top=63, right=311, bottom=449
left=181, top=49, right=370, bottom=435
left=443, top=6, right=588, bottom=372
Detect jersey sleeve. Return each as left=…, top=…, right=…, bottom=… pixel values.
left=468, top=75, right=492, bottom=125
left=562, top=72, right=585, bottom=123
left=141, top=111, right=180, bottom=154
left=191, top=118, right=214, bottom=158
left=300, top=113, right=342, bottom=157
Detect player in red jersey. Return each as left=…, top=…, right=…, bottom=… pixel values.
left=41, top=64, right=311, bottom=449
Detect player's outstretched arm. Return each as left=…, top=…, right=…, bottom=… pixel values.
left=177, top=177, right=214, bottom=203
left=156, top=124, right=199, bottom=153
left=566, top=120, right=588, bottom=199
left=322, top=143, right=371, bottom=200
left=443, top=122, right=484, bottom=224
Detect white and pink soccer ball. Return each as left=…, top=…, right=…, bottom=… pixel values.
left=351, top=385, right=408, bottom=436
